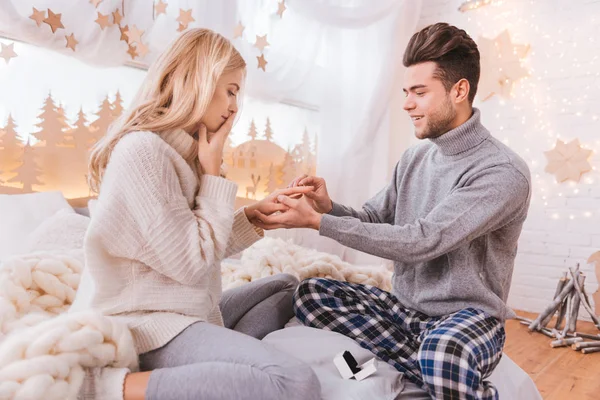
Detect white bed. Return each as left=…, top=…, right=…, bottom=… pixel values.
left=264, top=321, right=542, bottom=400
left=0, top=192, right=543, bottom=400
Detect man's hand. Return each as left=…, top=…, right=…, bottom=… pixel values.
left=288, top=175, right=333, bottom=214
left=244, top=186, right=314, bottom=221
left=252, top=195, right=322, bottom=231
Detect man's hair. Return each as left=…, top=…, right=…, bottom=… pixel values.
left=403, top=23, right=480, bottom=104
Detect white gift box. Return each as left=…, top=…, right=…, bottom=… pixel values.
left=333, top=350, right=378, bottom=381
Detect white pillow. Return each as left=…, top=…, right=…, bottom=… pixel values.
left=0, top=191, right=72, bottom=261
left=26, top=208, right=90, bottom=253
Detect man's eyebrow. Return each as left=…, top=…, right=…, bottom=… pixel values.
left=403, top=84, right=428, bottom=92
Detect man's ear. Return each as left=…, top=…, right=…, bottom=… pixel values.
left=453, top=79, right=470, bottom=104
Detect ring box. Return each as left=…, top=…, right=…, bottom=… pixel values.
left=333, top=350, right=378, bottom=381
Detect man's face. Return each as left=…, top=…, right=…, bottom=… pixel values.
left=403, top=61, right=457, bottom=140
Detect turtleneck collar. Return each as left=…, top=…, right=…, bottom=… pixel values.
left=429, top=108, right=490, bottom=156
left=161, top=129, right=197, bottom=164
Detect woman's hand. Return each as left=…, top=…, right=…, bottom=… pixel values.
left=197, top=113, right=235, bottom=176
left=245, top=186, right=315, bottom=222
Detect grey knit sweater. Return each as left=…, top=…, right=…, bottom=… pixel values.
left=319, top=108, right=531, bottom=320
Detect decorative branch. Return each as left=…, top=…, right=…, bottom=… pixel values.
left=569, top=266, right=600, bottom=328
left=529, top=279, right=575, bottom=330
left=550, top=337, right=583, bottom=348
left=541, top=273, right=568, bottom=327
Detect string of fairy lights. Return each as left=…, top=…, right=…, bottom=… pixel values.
left=458, top=0, right=600, bottom=222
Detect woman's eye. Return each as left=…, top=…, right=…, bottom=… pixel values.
left=228, top=91, right=236, bottom=97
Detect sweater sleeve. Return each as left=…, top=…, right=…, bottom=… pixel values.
left=327, top=161, right=400, bottom=224
left=223, top=208, right=264, bottom=258
left=139, top=174, right=238, bottom=285
left=319, top=164, right=530, bottom=264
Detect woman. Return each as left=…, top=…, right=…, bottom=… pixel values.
left=80, top=28, right=320, bottom=400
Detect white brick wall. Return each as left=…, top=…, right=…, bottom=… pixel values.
left=413, top=0, right=600, bottom=318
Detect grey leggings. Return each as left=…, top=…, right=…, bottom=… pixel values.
left=139, top=274, right=320, bottom=400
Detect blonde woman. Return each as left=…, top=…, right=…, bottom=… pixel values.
left=80, top=28, right=320, bottom=400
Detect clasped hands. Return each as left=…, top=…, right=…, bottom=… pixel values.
left=244, top=175, right=333, bottom=231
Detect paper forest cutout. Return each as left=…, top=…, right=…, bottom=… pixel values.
left=544, top=138, right=593, bottom=183
left=0, top=95, right=317, bottom=207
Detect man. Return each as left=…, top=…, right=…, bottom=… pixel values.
left=253, top=22, right=531, bottom=399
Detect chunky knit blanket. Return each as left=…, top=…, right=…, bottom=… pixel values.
left=0, top=238, right=392, bottom=399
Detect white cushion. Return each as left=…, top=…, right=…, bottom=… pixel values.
left=0, top=191, right=72, bottom=261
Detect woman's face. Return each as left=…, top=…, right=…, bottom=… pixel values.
left=200, top=68, right=244, bottom=135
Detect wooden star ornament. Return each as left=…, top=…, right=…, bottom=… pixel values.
left=257, top=54, right=268, bottom=71
left=119, top=25, right=130, bottom=43
left=544, top=138, right=593, bottom=183
left=29, top=7, right=46, bottom=27
left=65, top=33, right=78, bottom=51
left=127, top=44, right=139, bottom=60
left=277, top=1, right=287, bottom=18
left=255, top=34, right=270, bottom=52
left=155, top=0, right=168, bottom=16
left=126, top=25, right=144, bottom=45
left=95, top=12, right=111, bottom=30
left=177, top=9, right=195, bottom=28
left=0, top=43, right=17, bottom=64
left=112, top=10, right=123, bottom=25
left=478, top=30, right=530, bottom=101
left=44, top=9, right=65, bottom=33
left=233, top=21, right=245, bottom=39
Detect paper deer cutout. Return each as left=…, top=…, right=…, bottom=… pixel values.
left=246, top=173, right=261, bottom=199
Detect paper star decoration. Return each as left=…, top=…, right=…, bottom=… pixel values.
left=255, top=34, right=270, bottom=52
left=119, top=25, right=130, bottom=43
left=277, top=1, right=287, bottom=18
left=155, top=0, right=168, bottom=16
left=29, top=7, right=46, bottom=27
left=90, top=0, right=103, bottom=7
left=44, top=9, right=65, bottom=33
left=95, top=12, right=111, bottom=30
left=127, top=45, right=139, bottom=60
left=112, top=10, right=123, bottom=25
left=137, top=42, right=149, bottom=58
left=233, top=21, right=245, bottom=39
left=177, top=23, right=187, bottom=32
left=177, top=9, right=195, bottom=31
left=0, top=43, right=17, bottom=64
left=478, top=30, right=530, bottom=101
left=257, top=54, right=268, bottom=71
left=126, top=25, right=144, bottom=45
left=65, top=33, right=78, bottom=51
left=544, top=138, right=593, bottom=183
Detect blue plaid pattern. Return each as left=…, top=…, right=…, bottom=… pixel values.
left=294, top=278, right=505, bottom=400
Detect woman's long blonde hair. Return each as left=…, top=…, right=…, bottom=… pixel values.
left=88, top=28, right=246, bottom=193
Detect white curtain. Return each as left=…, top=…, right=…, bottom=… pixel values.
left=0, top=0, right=422, bottom=264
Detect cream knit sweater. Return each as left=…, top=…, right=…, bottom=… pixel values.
left=84, top=129, right=262, bottom=356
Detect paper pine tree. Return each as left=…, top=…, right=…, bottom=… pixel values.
left=0, top=114, right=24, bottom=173
left=32, top=93, right=67, bottom=147
left=280, top=150, right=298, bottom=186
left=263, top=117, right=274, bottom=141
left=8, top=139, right=43, bottom=192
left=69, top=108, right=95, bottom=150
left=112, top=91, right=124, bottom=118
left=90, top=96, right=115, bottom=143
left=248, top=119, right=258, bottom=141
left=264, top=162, right=280, bottom=194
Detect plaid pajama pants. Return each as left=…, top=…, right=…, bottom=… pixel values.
left=293, top=278, right=506, bottom=400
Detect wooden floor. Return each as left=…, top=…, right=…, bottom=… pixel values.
left=505, top=311, right=600, bottom=399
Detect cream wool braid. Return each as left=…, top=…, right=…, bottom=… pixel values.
left=221, top=237, right=393, bottom=291
left=0, top=252, right=137, bottom=400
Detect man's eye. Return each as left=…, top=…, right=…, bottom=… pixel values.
left=416, top=92, right=424, bottom=96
